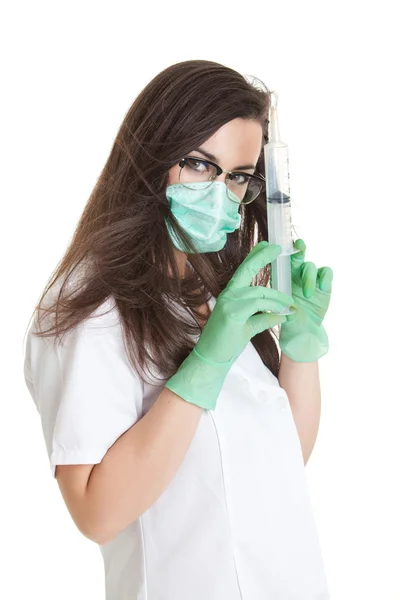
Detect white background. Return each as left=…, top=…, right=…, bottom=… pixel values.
left=2, top=1, right=399, bottom=598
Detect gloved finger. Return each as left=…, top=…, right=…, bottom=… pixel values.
left=222, top=285, right=293, bottom=307
left=248, top=312, right=287, bottom=335
left=225, top=296, right=294, bottom=323
left=317, top=266, right=334, bottom=293
left=293, top=238, right=306, bottom=252
left=284, top=309, right=298, bottom=325
left=225, top=241, right=282, bottom=292
left=290, top=238, right=307, bottom=278
left=300, top=261, right=318, bottom=298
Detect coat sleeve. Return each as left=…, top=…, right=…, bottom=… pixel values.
left=23, top=298, right=144, bottom=478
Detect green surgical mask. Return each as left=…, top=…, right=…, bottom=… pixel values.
left=165, top=181, right=242, bottom=253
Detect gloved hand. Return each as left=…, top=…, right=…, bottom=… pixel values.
left=165, top=241, right=294, bottom=410
left=276, top=238, right=333, bottom=362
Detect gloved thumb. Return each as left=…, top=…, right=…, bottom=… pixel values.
left=248, top=312, right=287, bottom=336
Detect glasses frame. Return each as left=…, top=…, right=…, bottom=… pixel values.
left=178, top=155, right=266, bottom=204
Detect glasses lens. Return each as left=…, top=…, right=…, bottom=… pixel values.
left=179, top=158, right=217, bottom=189
left=179, top=158, right=263, bottom=203
left=227, top=174, right=263, bottom=204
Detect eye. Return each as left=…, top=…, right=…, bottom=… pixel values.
left=184, top=158, right=211, bottom=173
left=230, top=173, right=251, bottom=185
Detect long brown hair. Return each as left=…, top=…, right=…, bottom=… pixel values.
left=26, top=59, right=282, bottom=385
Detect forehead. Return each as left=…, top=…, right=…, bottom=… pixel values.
left=206, top=119, right=263, bottom=153
left=196, top=119, right=263, bottom=169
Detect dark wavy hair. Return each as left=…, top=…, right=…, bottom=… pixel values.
left=25, top=59, right=282, bottom=385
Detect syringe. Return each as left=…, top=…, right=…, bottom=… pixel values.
left=264, top=92, right=297, bottom=316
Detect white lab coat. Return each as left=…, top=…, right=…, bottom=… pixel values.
left=23, top=292, right=331, bottom=600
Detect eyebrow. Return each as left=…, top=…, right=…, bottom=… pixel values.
left=192, top=147, right=256, bottom=171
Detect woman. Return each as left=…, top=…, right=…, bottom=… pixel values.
left=23, top=59, right=333, bottom=599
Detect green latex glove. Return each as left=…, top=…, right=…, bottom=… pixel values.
left=276, top=238, right=333, bottom=362
left=165, top=241, right=294, bottom=410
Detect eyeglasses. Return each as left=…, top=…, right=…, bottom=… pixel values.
left=178, top=156, right=265, bottom=205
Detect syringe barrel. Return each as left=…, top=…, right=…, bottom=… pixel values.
left=264, top=142, right=292, bottom=253
left=264, top=141, right=295, bottom=315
